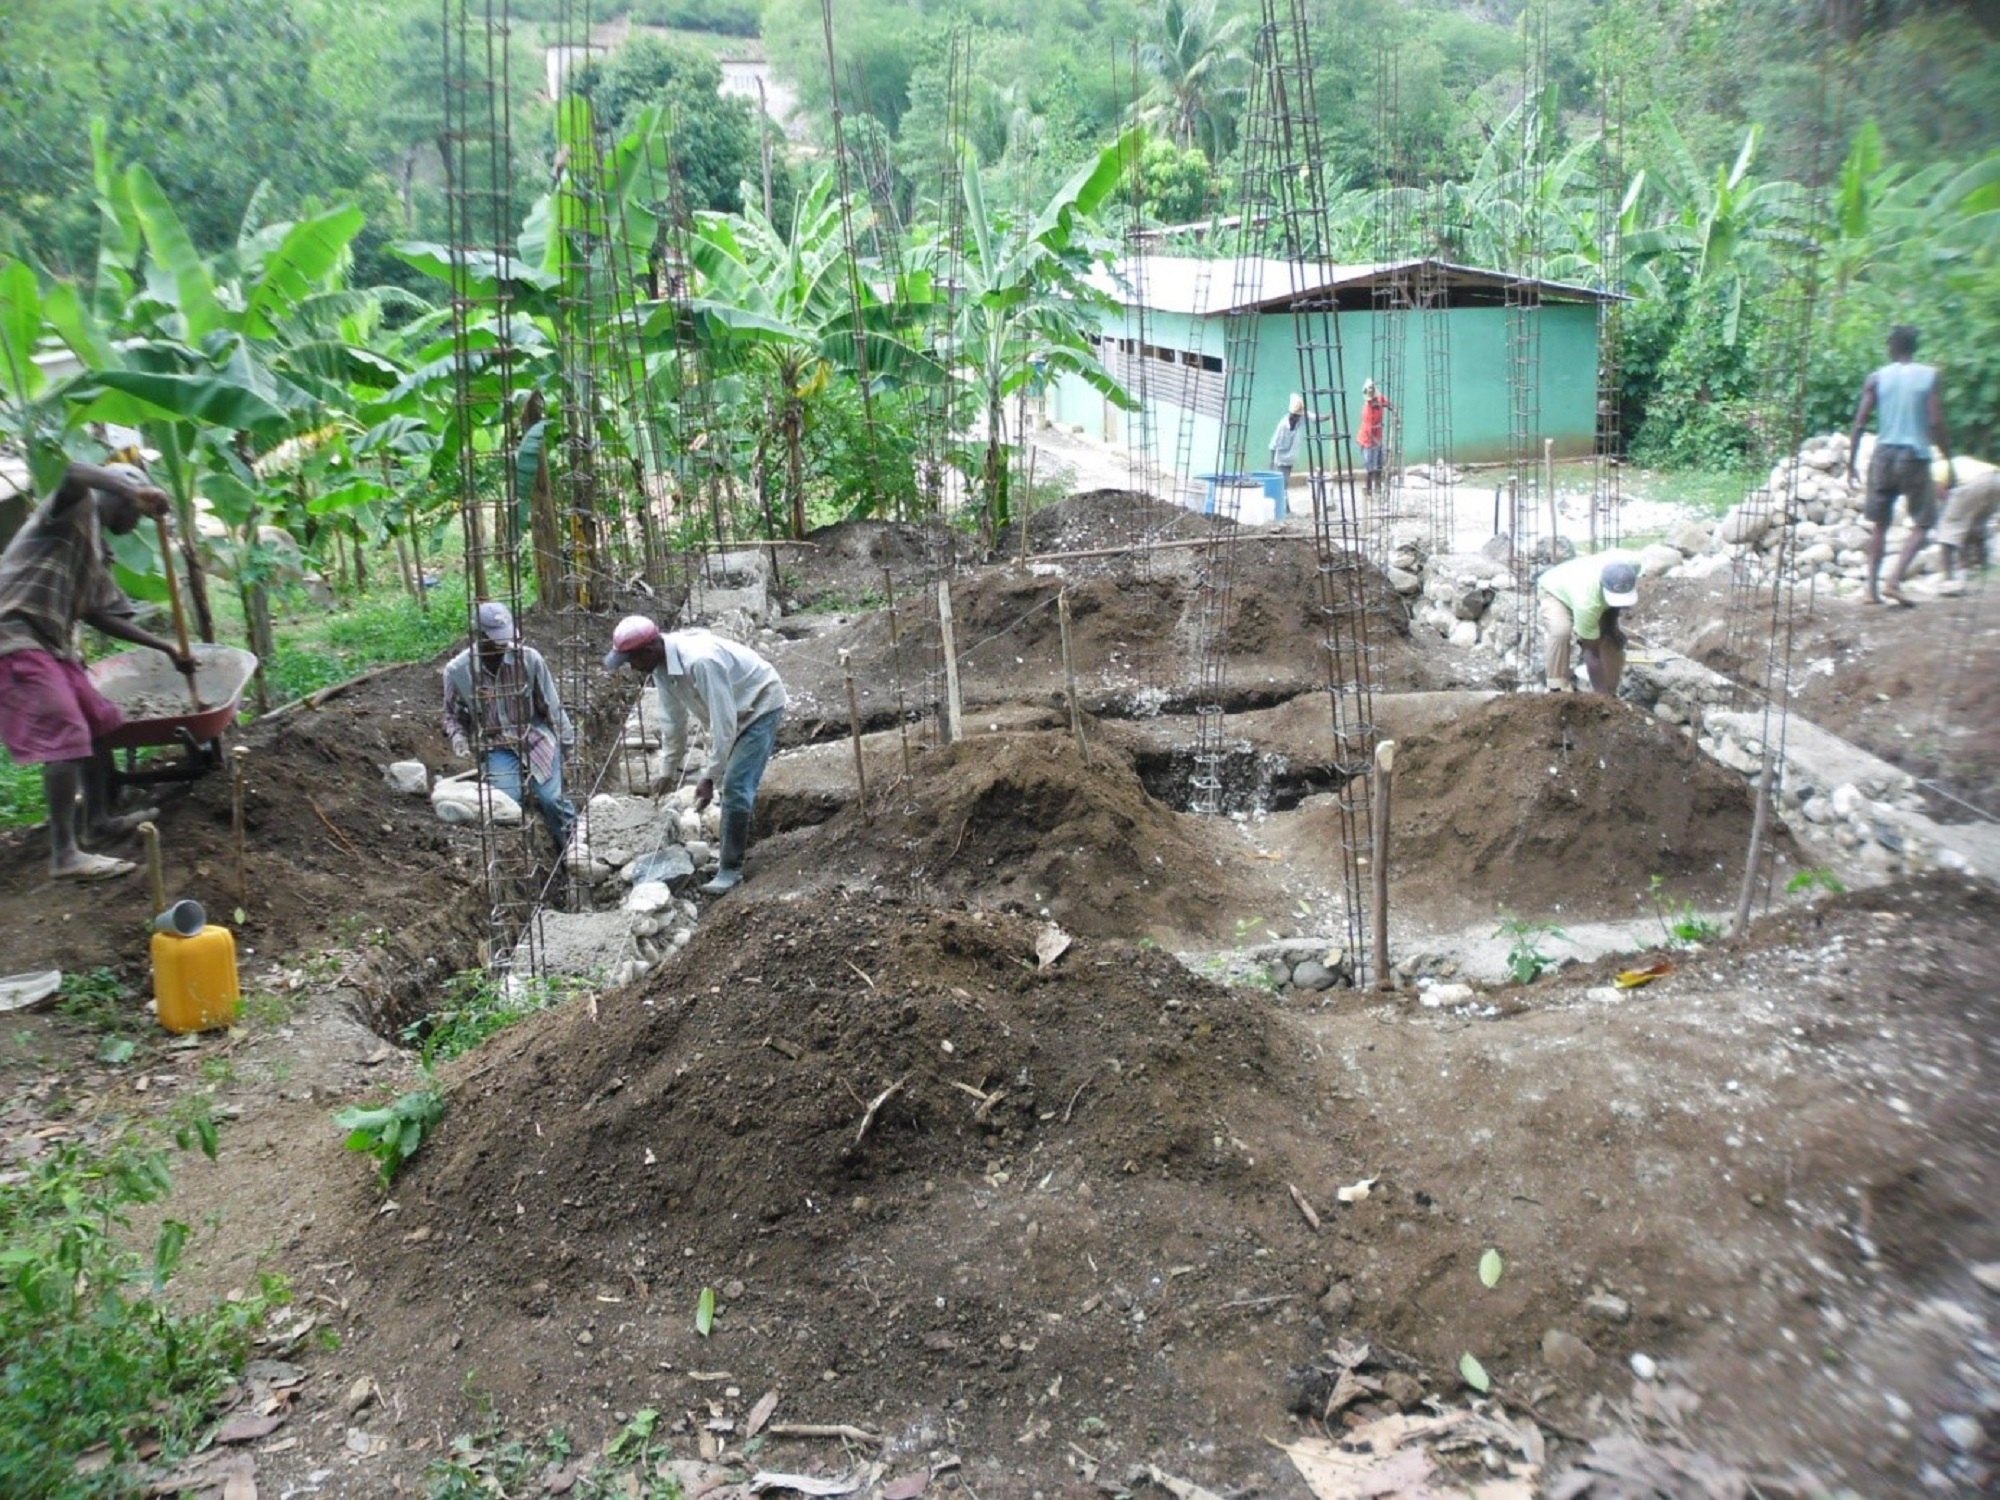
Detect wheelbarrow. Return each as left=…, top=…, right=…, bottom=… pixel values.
left=89, top=644, right=260, bottom=791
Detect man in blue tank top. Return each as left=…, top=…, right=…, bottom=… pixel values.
left=1846, top=324, right=1953, bottom=607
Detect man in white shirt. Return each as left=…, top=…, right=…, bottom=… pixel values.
left=605, top=615, right=788, bottom=894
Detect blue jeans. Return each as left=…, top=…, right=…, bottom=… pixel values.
left=484, top=747, right=577, bottom=848
left=720, top=709, right=782, bottom=817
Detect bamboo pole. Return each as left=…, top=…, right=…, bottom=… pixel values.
left=153, top=515, right=205, bottom=711
left=841, top=650, right=869, bottom=821
left=1058, top=590, right=1088, bottom=764
left=936, top=579, right=963, bottom=745
left=1371, top=740, right=1396, bottom=992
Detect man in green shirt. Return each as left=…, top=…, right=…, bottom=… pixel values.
left=1538, top=551, right=1641, bottom=695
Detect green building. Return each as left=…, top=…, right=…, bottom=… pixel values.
left=1046, top=256, right=1613, bottom=498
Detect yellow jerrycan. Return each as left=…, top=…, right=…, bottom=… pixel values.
left=150, top=899, right=240, bottom=1034
left=136, top=825, right=239, bottom=1034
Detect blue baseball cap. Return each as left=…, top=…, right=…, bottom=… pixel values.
left=1601, top=561, right=1639, bottom=608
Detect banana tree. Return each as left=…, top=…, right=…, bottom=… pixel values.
left=685, top=171, right=941, bottom=537
left=945, top=128, right=1144, bottom=540
left=1623, top=115, right=1809, bottom=348
left=58, top=144, right=389, bottom=671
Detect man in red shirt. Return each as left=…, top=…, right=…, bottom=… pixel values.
left=1358, top=378, right=1395, bottom=498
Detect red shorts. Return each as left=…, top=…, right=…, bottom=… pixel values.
left=0, top=649, right=125, bottom=764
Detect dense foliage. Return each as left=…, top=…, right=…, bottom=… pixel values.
left=0, top=0, right=1995, bottom=647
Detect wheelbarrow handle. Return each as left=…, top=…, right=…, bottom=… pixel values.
left=154, top=515, right=206, bottom=713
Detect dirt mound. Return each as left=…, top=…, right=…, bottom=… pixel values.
left=999, top=487, right=1216, bottom=558
left=1221, top=539, right=1414, bottom=662
left=759, top=729, right=1237, bottom=942
left=783, top=519, right=961, bottom=611
left=769, top=542, right=1432, bottom=732
left=350, top=890, right=1341, bottom=1486
left=1381, top=693, right=1768, bottom=922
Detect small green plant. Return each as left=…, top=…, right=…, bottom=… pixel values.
left=1647, top=876, right=1723, bottom=947
left=239, top=989, right=296, bottom=1027
left=0, top=1126, right=280, bottom=1496
left=0, top=750, right=42, bottom=829
left=426, top=1427, right=574, bottom=1500
left=1493, top=914, right=1567, bottom=985
left=402, top=969, right=584, bottom=1067
left=1231, top=915, right=1278, bottom=949
left=797, top=588, right=887, bottom=615
left=335, top=1089, right=446, bottom=1187
left=57, top=967, right=143, bottom=1034
left=1786, top=867, right=1848, bottom=898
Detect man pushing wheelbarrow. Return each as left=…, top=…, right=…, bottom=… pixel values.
left=0, top=461, right=197, bottom=881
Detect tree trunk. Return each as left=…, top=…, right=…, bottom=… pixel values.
left=786, top=397, right=807, bottom=540
left=332, top=525, right=349, bottom=594
left=180, top=534, right=217, bottom=644
left=394, top=531, right=418, bottom=600
left=524, top=389, right=564, bottom=609
left=352, top=525, right=368, bottom=594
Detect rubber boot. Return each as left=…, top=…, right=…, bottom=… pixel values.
left=701, top=809, right=750, bottom=895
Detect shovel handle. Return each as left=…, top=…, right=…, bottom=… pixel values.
left=154, top=515, right=205, bottom=711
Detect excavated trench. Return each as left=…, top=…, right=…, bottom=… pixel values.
left=1130, top=743, right=1346, bottom=815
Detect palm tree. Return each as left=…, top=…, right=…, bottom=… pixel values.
left=1136, top=0, right=1250, bottom=163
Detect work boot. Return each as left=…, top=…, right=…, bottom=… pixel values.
left=700, top=809, right=750, bottom=895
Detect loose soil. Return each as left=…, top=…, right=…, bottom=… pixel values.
left=754, top=727, right=1255, bottom=943
left=1376, top=693, right=1773, bottom=925
left=244, top=875, right=1999, bottom=1500
left=768, top=536, right=1435, bottom=737
left=0, top=661, right=485, bottom=1020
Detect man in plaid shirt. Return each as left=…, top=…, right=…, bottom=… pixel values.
left=0, top=461, right=196, bottom=881
left=441, top=600, right=577, bottom=853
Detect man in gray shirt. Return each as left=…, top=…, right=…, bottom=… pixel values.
left=605, top=615, right=787, bottom=894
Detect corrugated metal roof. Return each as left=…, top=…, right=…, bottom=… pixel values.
left=1090, top=256, right=1617, bottom=316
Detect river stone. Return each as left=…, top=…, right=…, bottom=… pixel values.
left=1668, top=520, right=1713, bottom=555
left=384, top=761, right=429, bottom=796
left=625, top=881, right=674, bottom=915
left=1291, top=959, right=1336, bottom=992
left=1451, top=581, right=1494, bottom=620
left=1638, top=544, right=1683, bottom=580
left=1718, top=505, right=1771, bottom=546
left=628, top=847, right=696, bottom=885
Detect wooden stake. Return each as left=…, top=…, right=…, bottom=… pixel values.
left=230, top=747, right=250, bottom=907
left=154, top=515, right=205, bottom=711
left=882, top=567, right=912, bottom=779
left=1544, top=438, right=1558, bottom=545
left=840, top=650, right=869, bottom=821
left=1370, top=739, right=1396, bottom=992
left=936, top=578, right=963, bottom=744
left=1735, top=737, right=1777, bottom=936
left=1058, top=589, right=1088, bottom=764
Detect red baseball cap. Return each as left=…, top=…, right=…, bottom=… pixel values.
left=604, top=614, right=661, bottom=670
